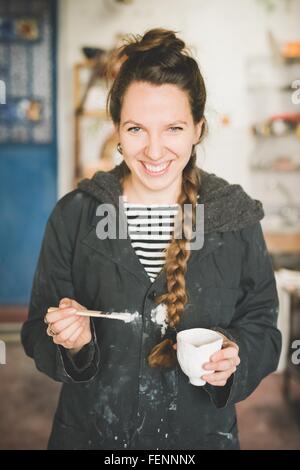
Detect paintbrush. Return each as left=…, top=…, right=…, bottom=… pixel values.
left=48, top=307, right=139, bottom=323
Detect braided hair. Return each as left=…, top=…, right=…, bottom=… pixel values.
left=106, top=28, right=207, bottom=368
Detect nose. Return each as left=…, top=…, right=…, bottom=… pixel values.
left=144, top=134, right=164, bottom=161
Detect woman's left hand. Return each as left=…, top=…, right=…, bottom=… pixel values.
left=201, top=333, right=240, bottom=386
left=172, top=333, right=240, bottom=387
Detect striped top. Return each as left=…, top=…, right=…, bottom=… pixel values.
left=122, top=196, right=179, bottom=283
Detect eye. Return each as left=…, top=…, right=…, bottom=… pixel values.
left=169, top=126, right=183, bottom=132
left=127, top=127, right=141, bottom=133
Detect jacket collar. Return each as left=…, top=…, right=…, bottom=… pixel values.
left=77, top=163, right=264, bottom=288
left=78, top=162, right=264, bottom=234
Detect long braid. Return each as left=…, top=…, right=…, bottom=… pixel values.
left=147, top=148, right=201, bottom=368
left=105, top=27, right=208, bottom=368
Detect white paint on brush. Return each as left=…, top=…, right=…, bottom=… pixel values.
left=76, top=309, right=139, bottom=323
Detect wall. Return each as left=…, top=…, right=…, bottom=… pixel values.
left=57, top=0, right=300, bottom=198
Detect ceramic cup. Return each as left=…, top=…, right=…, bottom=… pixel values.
left=176, top=328, right=223, bottom=386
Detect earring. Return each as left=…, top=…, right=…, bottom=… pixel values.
left=117, top=142, right=123, bottom=154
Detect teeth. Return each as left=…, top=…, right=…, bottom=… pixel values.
left=143, top=162, right=169, bottom=173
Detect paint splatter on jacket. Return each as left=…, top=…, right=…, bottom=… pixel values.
left=21, top=164, right=282, bottom=450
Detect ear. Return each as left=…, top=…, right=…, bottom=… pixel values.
left=194, top=118, right=204, bottom=144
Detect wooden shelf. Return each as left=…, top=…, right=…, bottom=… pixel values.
left=264, top=232, right=300, bottom=253
left=250, top=165, right=300, bottom=173
left=73, top=60, right=113, bottom=181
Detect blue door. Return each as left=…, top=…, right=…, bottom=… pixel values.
left=0, top=0, right=57, bottom=304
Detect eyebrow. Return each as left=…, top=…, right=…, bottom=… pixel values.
left=122, top=120, right=188, bottom=127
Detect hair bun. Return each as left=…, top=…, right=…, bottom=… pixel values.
left=120, top=28, right=186, bottom=60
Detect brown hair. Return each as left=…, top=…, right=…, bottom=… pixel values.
left=106, top=28, right=207, bottom=368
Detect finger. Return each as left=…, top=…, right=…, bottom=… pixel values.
left=210, top=347, right=239, bottom=362
left=51, top=315, right=84, bottom=335
left=70, top=300, right=87, bottom=311
left=63, top=325, right=85, bottom=348
left=47, top=307, right=58, bottom=313
left=47, top=306, right=75, bottom=314
left=203, top=376, right=228, bottom=386
left=60, top=298, right=87, bottom=312
left=222, top=340, right=239, bottom=351
left=53, top=320, right=83, bottom=344
left=172, top=343, right=177, bottom=350
left=202, top=368, right=236, bottom=383
left=46, top=324, right=57, bottom=337
left=45, top=307, right=77, bottom=324
left=202, top=368, right=236, bottom=382
left=205, top=379, right=227, bottom=387
left=204, top=358, right=238, bottom=371
left=59, top=298, right=72, bottom=308
left=235, top=356, right=241, bottom=366
left=57, top=325, right=84, bottom=349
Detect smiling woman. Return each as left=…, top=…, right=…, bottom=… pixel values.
left=21, top=27, right=281, bottom=451
left=118, top=80, right=202, bottom=188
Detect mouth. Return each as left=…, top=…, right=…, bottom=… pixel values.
left=140, top=160, right=173, bottom=177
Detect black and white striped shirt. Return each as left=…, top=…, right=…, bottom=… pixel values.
left=122, top=197, right=180, bottom=283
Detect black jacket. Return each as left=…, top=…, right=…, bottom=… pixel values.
left=21, top=164, right=282, bottom=450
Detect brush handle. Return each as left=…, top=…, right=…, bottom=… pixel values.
left=48, top=307, right=132, bottom=322
left=75, top=310, right=128, bottom=320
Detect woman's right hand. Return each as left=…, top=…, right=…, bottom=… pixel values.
left=44, top=298, right=92, bottom=355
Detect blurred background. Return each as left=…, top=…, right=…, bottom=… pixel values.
left=0, top=0, right=300, bottom=450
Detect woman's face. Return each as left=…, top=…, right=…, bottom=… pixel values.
left=116, top=81, right=203, bottom=203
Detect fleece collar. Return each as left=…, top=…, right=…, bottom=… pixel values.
left=77, top=163, right=264, bottom=234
